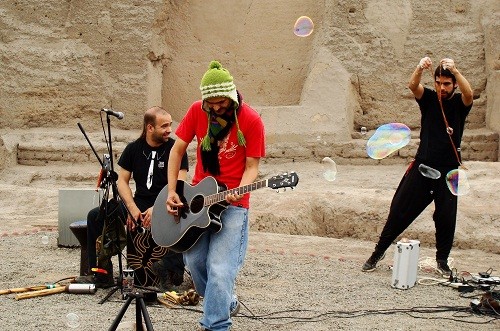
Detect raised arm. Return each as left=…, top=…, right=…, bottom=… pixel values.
left=441, top=58, right=473, bottom=106
left=408, top=57, right=431, bottom=100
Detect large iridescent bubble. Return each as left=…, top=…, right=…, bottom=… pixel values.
left=445, top=168, right=470, bottom=196
left=293, top=16, right=314, bottom=37
left=366, top=123, right=411, bottom=159
left=418, top=164, right=441, bottom=179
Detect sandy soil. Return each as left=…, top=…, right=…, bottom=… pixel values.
left=0, top=160, right=499, bottom=330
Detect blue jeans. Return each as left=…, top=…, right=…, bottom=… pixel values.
left=184, top=206, right=249, bottom=331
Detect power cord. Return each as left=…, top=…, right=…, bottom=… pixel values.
left=153, top=296, right=499, bottom=325
left=234, top=304, right=498, bottom=325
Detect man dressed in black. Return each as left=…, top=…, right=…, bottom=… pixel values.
left=362, top=57, right=473, bottom=277
left=77, top=106, right=189, bottom=289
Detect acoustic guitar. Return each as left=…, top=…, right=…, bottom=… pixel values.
left=151, top=172, right=299, bottom=252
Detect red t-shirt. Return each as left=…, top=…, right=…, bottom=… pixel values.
left=175, top=100, right=266, bottom=208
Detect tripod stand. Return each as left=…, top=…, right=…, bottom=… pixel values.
left=108, top=291, right=155, bottom=331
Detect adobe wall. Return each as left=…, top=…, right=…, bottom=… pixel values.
left=0, top=0, right=499, bottom=155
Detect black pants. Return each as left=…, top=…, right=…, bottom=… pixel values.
left=86, top=199, right=184, bottom=276
left=375, top=160, right=458, bottom=261
left=86, top=200, right=127, bottom=274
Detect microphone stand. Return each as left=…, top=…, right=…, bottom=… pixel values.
left=78, top=114, right=141, bottom=305
left=97, top=113, right=128, bottom=304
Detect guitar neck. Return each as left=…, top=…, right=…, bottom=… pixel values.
left=204, top=179, right=268, bottom=206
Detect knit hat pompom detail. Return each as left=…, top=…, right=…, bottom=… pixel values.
left=208, top=60, right=222, bottom=70
left=200, top=60, right=239, bottom=108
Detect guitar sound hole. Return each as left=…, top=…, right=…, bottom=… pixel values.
left=190, top=195, right=204, bottom=214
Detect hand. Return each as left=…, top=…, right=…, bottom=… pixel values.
left=226, top=192, right=243, bottom=204
left=166, top=192, right=184, bottom=216
left=141, top=207, right=153, bottom=228
left=126, top=215, right=137, bottom=232
left=126, top=207, right=142, bottom=231
left=418, top=56, right=432, bottom=70
left=440, top=58, right=456, bottom=72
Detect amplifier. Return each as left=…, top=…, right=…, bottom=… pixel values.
left=391, top=240, right=420, bottom=290
left=58, top=188, right=101, bottom=247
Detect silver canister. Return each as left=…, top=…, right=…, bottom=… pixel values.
left=122, top=268, right=135, bottom=298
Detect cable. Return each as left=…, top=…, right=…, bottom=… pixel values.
left=233, top=305, right=498, bottom=325
left=152, top=296, right=499, bottom=326
left=417, top=276, right=454, bottom=286
left=418, top=256, right=455, bottom=275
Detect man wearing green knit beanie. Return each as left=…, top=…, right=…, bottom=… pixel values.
left=165, top=60, right=266, bottom=331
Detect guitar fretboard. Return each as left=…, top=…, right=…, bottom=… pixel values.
left=204, top=179, right=268, bottom=206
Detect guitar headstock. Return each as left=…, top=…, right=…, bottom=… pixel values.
left=267, top=172, right=299, bottom=190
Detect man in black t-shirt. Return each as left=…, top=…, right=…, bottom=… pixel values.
left=361, top=57, right=473, bottom=277
left=77, top=106, right=189, bottom=288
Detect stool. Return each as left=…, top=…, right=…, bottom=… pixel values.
left=69, top=220, right=89, bottom=276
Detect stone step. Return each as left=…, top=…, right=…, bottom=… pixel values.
left=0, top=163, right=99, bottom=187
left=2, top=127, right=498, bottom=170
left=13, top=128, right=137, bottom=166
left=265, top=128, right=499, bottom=164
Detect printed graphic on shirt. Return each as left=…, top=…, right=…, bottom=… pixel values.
left=218, top=135, right=238, bottom=159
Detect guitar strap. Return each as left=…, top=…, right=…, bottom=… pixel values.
left=430, top=65, right=465, bottom=169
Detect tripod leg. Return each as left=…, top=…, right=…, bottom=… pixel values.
left=99, top=285, right=120, bottom=304
left=136, top=298, right=143, bottom=331
left=138, top=297, right=154, bottom=331
left=108, top=296, right=134, bottom=331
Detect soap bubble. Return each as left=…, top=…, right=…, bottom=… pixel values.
left=366, top=123, right=411, bottom=159
left=65, top=312, right=80, bottom=328
left=321, top=157, right=337, bottom=181
left=41, top=235, right=49, bottom=245
left=418, top=164, right=441, bottom=179
left=445, top=168, right=470, bottom=196
left=293, top=16, right=314, bottom=37
left=316, top=135, right=327, bottom=145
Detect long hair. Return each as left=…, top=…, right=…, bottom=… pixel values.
left=140, top=106, right=168, bottom=139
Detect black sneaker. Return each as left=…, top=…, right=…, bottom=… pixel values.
left=361, top=251, right=386, bottom=272
left=153, top=260, right=186, bottom=291
left=169, top=270, right=184, bottom=286
left=436, top=260, right=452, bottom=278
left=152, top=260, right=168, bottom=278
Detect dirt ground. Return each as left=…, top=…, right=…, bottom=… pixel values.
left=0, top=160, right=499, bottom=330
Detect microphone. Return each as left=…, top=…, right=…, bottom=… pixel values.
left=134, top=217, right=146, bottom=234
left=101, top=108, right=124, bottom=120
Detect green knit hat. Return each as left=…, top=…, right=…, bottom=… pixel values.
left=199, top=61, right=246, bottom=150
left=200, top=60, right=239, bottom=108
